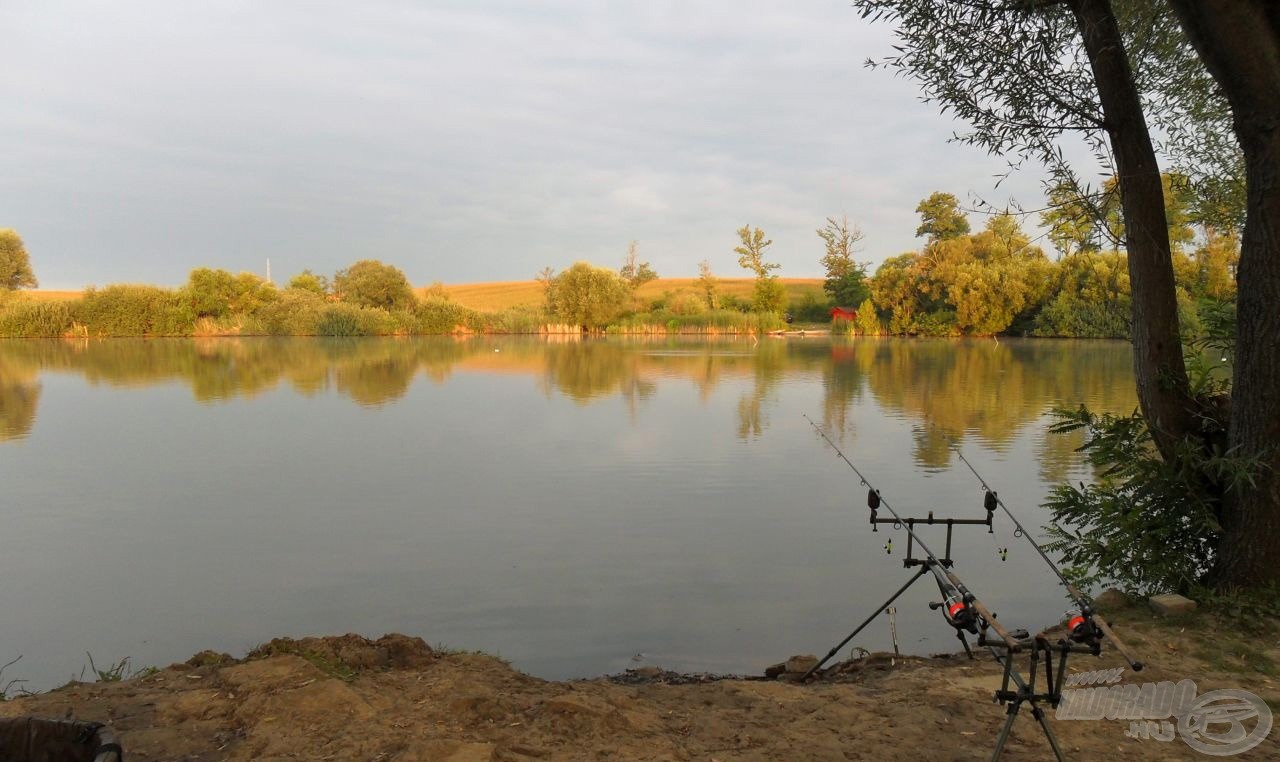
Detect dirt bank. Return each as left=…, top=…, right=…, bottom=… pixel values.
left=2, top=607, right=1276, bottom=761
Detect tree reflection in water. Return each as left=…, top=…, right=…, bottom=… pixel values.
left=0, top=337, right=1135, bottom=473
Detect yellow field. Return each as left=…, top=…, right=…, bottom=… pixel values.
left=430, top=277, right=825, bottom=311
left=23, top=277, right=826, bottom=313
left=22, top=290, right=82, bottom=302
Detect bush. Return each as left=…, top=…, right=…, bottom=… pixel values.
left=183, top=268, right=237, bottom=318
left=914, top=309, right=960, bottom=337
left=76, top=285, right=192, bottom=336
left=548, top=262, right=632, bottom=329
left=1044, top=405, right=1255, bottom=597
left=414, top=299, right=477, bottom=333
left=792, top=291, right=832, bottom=323
left=0, top=299, right=75, bottom=337
left=666, top=292, right=708, bottom=316
left=490, top=306, right=547, bottom=333
left=334, top=260, right=417, bottom=310
left=855, top=298, right=883, bottom=335
left=314, top=304, right=371, bottom=336
left=258, top=289, right=327, bottom=335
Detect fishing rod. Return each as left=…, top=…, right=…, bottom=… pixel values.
left=803, top=415, right=1021, bottom=656
left=950, top=445, right=1143, bottom=672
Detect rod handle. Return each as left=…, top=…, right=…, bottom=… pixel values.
left=1094, top=613, right=1144, bottom=671
left=945, top=570, right=1019, bottom=652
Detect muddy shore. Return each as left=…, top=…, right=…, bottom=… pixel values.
left=2, top=606, right=1276, bottom=761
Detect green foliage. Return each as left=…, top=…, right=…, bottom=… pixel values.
left=288, top=269, right=330, bottom=296
left=314, top=303, right=383, bottom=337
left=547, top=261, right=632, bottom=329
left=0, top=229, right=37, bottom=290
left=76, top=285, right=194, bottom=337
left=1032, top=252, right=1131, bottom=338
left=751, top=277, right=787, bottom=313
left=610, top=309, right=786, bottom=335
left=666, top=291, right=709, bottom=316
left=818, top=216, right=870, bottom=306
left=734, top=224, right=784, bottom=312
left=0, top=299, right=74, bottom=337
left=334, top=259, right=416, bottom=310
left=852, top=298, right=881, bottom=335
left=183, top=268, right=237, bottom=318
left=230, top=272, right=278, bottom=315
left=1044, top=405, right=1259, bottom=597
left=914, top=192, right=970, bottom=241
left=619, top=242, right=658, bottom=289
left=791, top=291, right=831, bottom=323
left=259, top=288, right=327, bottom=335
left=734, top=225, right=778, bottom=278
left=1041, top=181, right=1101, bottom=257
left=414, top=299, right=481, bottom=333
left=869, top=214, right=1052, bottom=336
left=697, top=259, right=718, bottom=309
left=84, top=652, right=136, bottom=683
left=1191, top=585, right=1280, bottom=635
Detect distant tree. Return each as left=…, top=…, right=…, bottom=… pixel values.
left=697, top=259, right=719, bottom=309
left=870, top=253, right=925, bottom=334
left=619, top=241, right=657, bottom=290
left=333, top=260, right=416, bottom=310
left=230, top=272, right=278, bottom=314
left=0, top=229, right=38, bottom=290
left=184, top=268, right=237, bottom=318
left=735, top=225, right=785, bottom=312
left=1040, top=182, right=1100, bottom=258
left=288, top=269, right=330, bottom=296
left=1191, top=230, right=1239, bottom=301
left=914, top=192, right=970, bottom=242
left=548, top=262, right=632, bottom=329
left=422, top=281, right=450, bottom=301
left=536, top=266, right=556, bottom=309
left=817, top=216, right=869, bottom=306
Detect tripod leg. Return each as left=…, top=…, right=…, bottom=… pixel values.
left=989, top=702, right=1020, bottom=762
left=1030, top=703, right=1068, bottom=762
left=801, top=566, right=929, bottom=681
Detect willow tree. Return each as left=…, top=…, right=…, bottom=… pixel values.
left=0, top=229, right=37, bottom=290
left=1165, top=0, right=1280, bottom=586
left=853, top=0, right=1278, bottom=587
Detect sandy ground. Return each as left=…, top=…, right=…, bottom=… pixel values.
left=2, top=608, right=1276, bottom=761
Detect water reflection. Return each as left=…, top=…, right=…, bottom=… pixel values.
left=0, top=337, right=1136, bottom=465
left=0, top=358, right=40, bottom=442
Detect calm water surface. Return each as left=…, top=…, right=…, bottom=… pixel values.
left=0, top=336, right=1135, bottom=689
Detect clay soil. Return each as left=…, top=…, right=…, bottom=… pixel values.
left=2, top=607, right=1276, bottom=761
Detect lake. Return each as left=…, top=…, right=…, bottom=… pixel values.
left=0, top=336, right=1136, bottom=690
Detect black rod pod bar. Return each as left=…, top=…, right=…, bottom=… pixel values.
left=803, top=415, right=1020, bottom=653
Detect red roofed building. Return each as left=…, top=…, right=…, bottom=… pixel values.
left=830, top=306, right=858, bottom=322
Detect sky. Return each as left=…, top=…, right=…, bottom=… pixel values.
left=2, top=0, right=1054, bottom=290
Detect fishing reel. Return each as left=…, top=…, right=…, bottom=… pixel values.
left=931, top=577, right=979, bottom=635
left=1063, top=608, right=1103, bottom=645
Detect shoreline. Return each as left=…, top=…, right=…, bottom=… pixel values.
left=2, top=606, right=1276, bottom=760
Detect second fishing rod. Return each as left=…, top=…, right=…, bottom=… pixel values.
left=950, top=444, right=1143, bottom=672
left=803, top=415, right=1021, bottom=658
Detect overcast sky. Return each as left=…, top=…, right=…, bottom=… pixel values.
left=3, top=1, right=1053, bottom=290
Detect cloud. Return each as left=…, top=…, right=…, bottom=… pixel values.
left=1, top=0, right=1053, bottom=288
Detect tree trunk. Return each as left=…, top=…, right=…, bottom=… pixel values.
left=1167, top=0, right=1280, bottom=588
left=1069, top=0, right=1196, bottom=459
